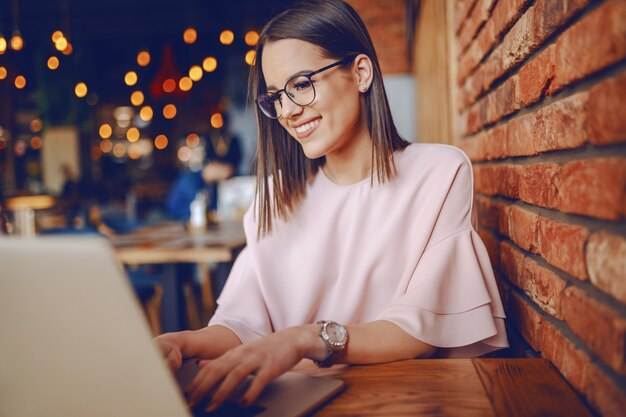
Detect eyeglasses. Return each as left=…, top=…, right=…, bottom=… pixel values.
left=256, top=55, right=355, bottom=119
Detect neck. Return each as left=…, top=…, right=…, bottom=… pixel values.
left=322, top=122, right=373, bottom=186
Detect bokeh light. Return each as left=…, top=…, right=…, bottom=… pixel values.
left=0, top=67, right=7, bottom=80
left=75, top=82, right=88, bottom=98
left=125, top=71, right=138, bottom=86
left=61, top=42, right=73, bottom=55
left=245, top=50, right=256, bottom=66
left=14, top=75, right=26, bottom=89
left=126, top=127, right=140, bottom=142
left=112, top=143, right=126, bottom=158
left=179, top=76, right=193, bottom=91
left=154, top=134, right=168, bottom=150
left=30, top=118, right=43, bottom=132
left=183, top=28, right=197, bottom=44
left=130, top=91, right=144, bottom=106
left=189, top=66, right=203, bottom=82
left=30, top=136, right=42, bottom=150
left=210, top=113, right=224, bottom=129
left=203, top=57, right=217, bottom=72
left=219, top=30, right=234, bottom=45
left=186, top=133, right=200, bottom=148
left=0, top=36, right=7, bottom=54
left=54, top=36, right=67, bottom=51
left=244, top=31, right=259, bottom=46
left=99, top=124, right=112, bottom=139
left=163, top=78, right=176, bottom=93
left=100, top=139, right=113, bottom=153
left=91, top=145, right=102, bottom=160
left=10, top=33, right=23, bottom=51
left=137, top=50, right=151, bottom=66
left=178, top=146, right=192, bottom=162
left=51, top=30, right=64, bottom=43
left=163, top=104, right=177, bottom=119
left=139, top=106, right=153, bottom=121
left=47, top=56, right=59, bottom=70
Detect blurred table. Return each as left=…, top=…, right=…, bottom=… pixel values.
left=293, top=358, right=593, bottom=417
left=111, top=221, right=246, bottom=332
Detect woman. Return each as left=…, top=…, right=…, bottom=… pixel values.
left=156, top=0, right=508, bottom=411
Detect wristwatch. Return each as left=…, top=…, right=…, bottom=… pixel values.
left=314, top=320, right=349, bottom=368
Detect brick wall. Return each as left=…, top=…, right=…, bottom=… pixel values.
left=454, top=0, right=626, bottom=415
left=346, top=0, right=409, bottom=74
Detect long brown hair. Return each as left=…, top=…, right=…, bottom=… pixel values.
left=250, top=0, right=409, bottom=238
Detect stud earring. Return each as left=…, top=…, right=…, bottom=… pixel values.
left=359, top=84, right=367, bottom=92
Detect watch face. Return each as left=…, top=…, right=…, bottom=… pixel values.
left=326, top=322, right=347, bottom=344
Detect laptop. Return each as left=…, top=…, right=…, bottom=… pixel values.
left=0, top=236, right=344, bottom=417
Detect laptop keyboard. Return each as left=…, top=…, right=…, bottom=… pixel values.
left=191, top=397, right=266, bottom=417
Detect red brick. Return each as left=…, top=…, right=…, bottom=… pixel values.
left=518, top=163, right=562, bottom=209
left=473, top=164, right=500, bottom=195
left=458, top=0, right=496, bottom=55
left=507, top=290, right=543, bottom=349
left=491, top=0, right=531, bottom=42
left=498, top=203, right=510, bottom=237
left=552, top=0, right=626, bottom=93
left=558, top=158, right=626, bottom=221
left=537, top=217, right=589, bottom=280
left=502, top=165, right=522, bottom=198
left=586, top=71, right=626, bottom=145
left=475, top=195, right=502, bottom=231
left=459, top=132, right=485, bottom=161
left=477, top=227, right=501, bottom=271
left=586, top=231, right=626, bottom=304
left=532, top=92, right=588, bottom=153
left=455, top=0, right=480, bottom=35
left=538, top=318, right=590, bottom=392
left=505, top=113, right=535, bottom=157
left=508, top=205, right=540, bottom=253
left=516, top=44, right=556, bottom=107
left=585, top=363, right=626, bottom=417
left=561, top=286, right=626, bottom=374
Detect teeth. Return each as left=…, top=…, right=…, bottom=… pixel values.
left=295, top=119, right=320, bottom=134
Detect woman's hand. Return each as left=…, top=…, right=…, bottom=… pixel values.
left=155, top=333, right=183, bottom=372
left=184, top=324, right=324, bottom=411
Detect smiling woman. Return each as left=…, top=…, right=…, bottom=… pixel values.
left=155, top=0, right=509, bottom=412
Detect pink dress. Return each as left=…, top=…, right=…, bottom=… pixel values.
left=209, top=144, right=509, bottom=357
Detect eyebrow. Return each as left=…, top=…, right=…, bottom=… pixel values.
left=266, top=69, right=313, bottom=91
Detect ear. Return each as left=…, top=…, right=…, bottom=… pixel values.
left=353, top=54, right=373, bottom=93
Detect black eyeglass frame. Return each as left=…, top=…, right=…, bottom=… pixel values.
left=256, top=55, right=357, bottom=119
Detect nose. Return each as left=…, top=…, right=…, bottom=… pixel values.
left=279, top=93, right=303, bottom=120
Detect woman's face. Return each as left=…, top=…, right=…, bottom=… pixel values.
left=261, top=39, right=367, bottom=159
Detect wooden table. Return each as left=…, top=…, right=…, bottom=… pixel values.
left=293, top=358, right=593, bottom=417
left=111, top=221, right=246, bottom=332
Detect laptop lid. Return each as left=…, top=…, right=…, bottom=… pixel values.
left=0, top=236, right=191, bottom=417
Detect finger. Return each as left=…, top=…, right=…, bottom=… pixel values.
left=208, top=361, right=258, bottom=411
left=239, top=368, right=275, bottom=407
left=186, top=363, right=227, bottom=407
left=166, top=350, right=181, bottom=372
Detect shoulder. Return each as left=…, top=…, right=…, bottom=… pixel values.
left=395, top=143, right=473, bottom=185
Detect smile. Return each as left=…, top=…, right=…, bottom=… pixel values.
left=295, top=118, right=321, bottom=134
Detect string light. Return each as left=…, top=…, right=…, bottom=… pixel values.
left=75, top=82, right=88, bottom=98
left=30, top=119, right=43, bottom=132
left=0, top=67, right=7, bottom=80
left=154, top=134, right=168, bottom=150
left=183, top=27, right=197, bottom=44
left=189, top=65, right=203, bottom=81
left=203, top=57, right=217, bottom=72
left=30, top=136, right=42, bottom=149
left=130, top=91, right=144, bottom=106
left=14, top=75, right=26, bottom=89
left=0, top=36, right=7, bottom=54
left=51, top=30, right=64, bottom=43
left=99, top=124, right=112, bottom=139
left=137, top=50, right=150, bottom=67
left=47, top=56, right=60, bottom=70
left=61, top=42, right=73, bottom=55
left=245, top=50, right=256, bottom=66
left=244, top=31, right=259, bottom=46
left=179, top=76, right=193, bottom=92
left=124, top=71, right=138, bottom=86
left=163, top=104, right=177, bottom=119
left=112, top=143, right=126, bottom=158
left=186, top=133, right=200, bottom=148
left=100, top=139, right=113, bottom=153
left=219, top=30, right=234, bottom=45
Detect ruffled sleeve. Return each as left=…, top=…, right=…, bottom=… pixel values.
left=376, top=147, right=508, bottom=357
